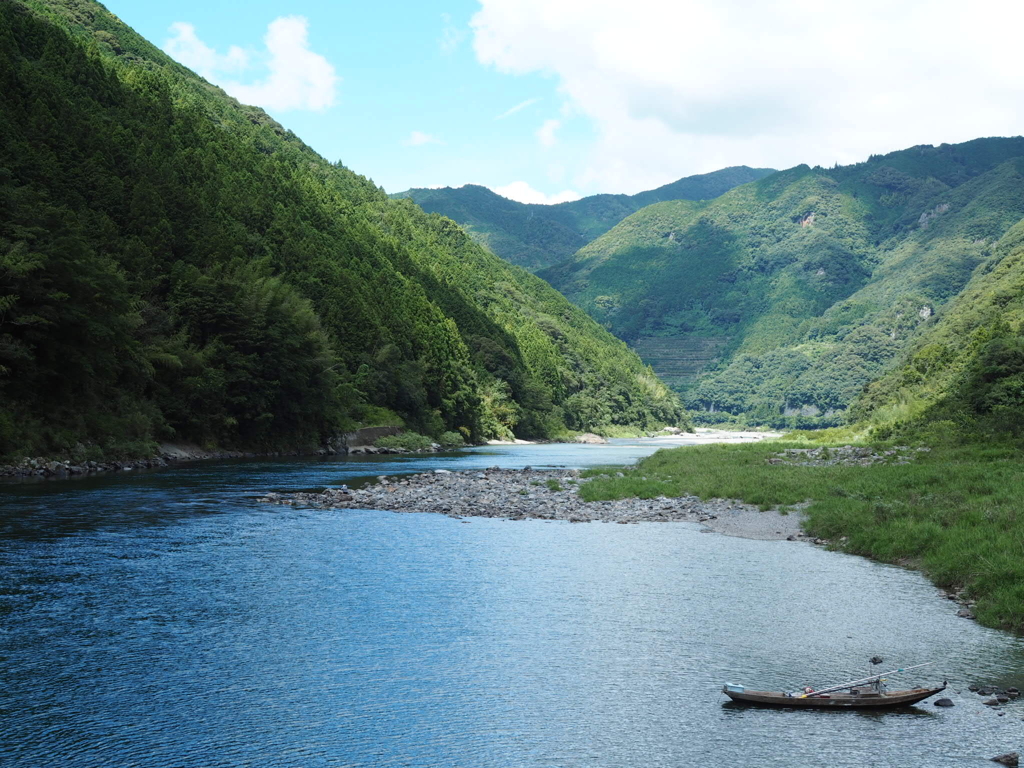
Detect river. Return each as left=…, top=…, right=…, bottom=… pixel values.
left=2, top=440, right=1022, bottom=766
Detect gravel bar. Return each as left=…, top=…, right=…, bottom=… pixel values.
left=259, top=467, right=808, bottom=541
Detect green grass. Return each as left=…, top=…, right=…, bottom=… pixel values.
left=581, top=441, right=1024, bottom=631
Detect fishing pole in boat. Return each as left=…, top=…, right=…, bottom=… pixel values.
left=799, top=662, right=935, bottom=698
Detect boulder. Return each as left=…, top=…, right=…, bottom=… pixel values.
left=933, top=698, right=954, bottom=707
left=575, top=433, right=608, bottom=444
left=991, top=753, right=1019, bottom=767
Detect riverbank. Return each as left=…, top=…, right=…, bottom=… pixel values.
left=0, top=428, right=783, bottom=480
left=0, top=443, right=260, bottom=479
left=260, top=467, right=807, bottom=541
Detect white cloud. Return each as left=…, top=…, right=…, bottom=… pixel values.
left=471, top=0, right=1024, bottom=193
left=494, top=97, right=540, bottom=120
left=491, top=181, right=581, bottom=204
left=439, top=13, right=467, bottom=54
left=403, top=131, right=444, bottom=147
left=536, top=118, right=560, bottom=147
left=165, top=22, right=248, bottom=78
left=164, top=17, right=338, bottom=113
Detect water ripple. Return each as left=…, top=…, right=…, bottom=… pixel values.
left=2, top=449, right=1024, bottom=766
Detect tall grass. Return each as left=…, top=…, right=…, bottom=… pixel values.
left=581, top=441, right=1024, bottom=631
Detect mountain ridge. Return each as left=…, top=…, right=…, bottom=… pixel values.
left=541, top=137, right=1024, bottom=428
left=394, top=166, right=775, bottom=271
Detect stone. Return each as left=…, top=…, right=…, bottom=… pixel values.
left=991, top=753, right=1019, bottom=767
left=933, top=698, right=954, bottom=707
left=983, top=698, right=1000, bottom=706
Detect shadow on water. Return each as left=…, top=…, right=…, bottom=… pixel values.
left=0, top=452, right=467, bottom=541
left=720, top=700, right=939, bottom=719
left=0, top=440, right=671, bottom=541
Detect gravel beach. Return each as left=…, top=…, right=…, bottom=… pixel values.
left=260, top=466, right=808, bottom=542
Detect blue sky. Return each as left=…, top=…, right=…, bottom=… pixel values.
left=105, top=0, right=589, bottom=202
left=104, top=0, right=1024, bottom=203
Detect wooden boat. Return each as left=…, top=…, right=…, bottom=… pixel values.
left=722, top=683, right=947, bottom=709
left=722, top=662, right=946, bottom=709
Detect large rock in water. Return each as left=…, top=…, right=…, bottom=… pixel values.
left=991, top=753, right=1018, bottom=767
left=933, top=698, right=954, bottom=707
left=575, top=433, right=608, bottom=444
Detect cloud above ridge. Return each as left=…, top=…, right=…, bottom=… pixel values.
left=492, top=180, right=581, bottom=204
left=471, top=0, right=1024, bottom=193
left=164, top=16, right=338, bottom=113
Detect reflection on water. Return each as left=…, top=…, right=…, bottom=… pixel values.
left=1, top=443, right=1023, bottom=767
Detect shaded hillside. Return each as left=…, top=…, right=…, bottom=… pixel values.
left=542, top=138, right=1024, bottom=427
left=394, top=166, right=773, bottom=271
left=0, top=0, right=685, bottom=459
left=852, top=219, right=1024, bottom=439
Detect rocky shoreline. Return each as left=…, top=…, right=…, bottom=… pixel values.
left=0, top=444, right=261, bottom=479
left=259, top=466, right=809, bottom=541
left=0, top=441, right=467, bottom=480
left=0, top=427, right=782, bottom=481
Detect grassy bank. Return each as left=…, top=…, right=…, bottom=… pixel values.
left=581, top=441, right=1024, bottom=632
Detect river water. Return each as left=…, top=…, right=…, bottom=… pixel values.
left=2, top=441, right=1023, bottom=767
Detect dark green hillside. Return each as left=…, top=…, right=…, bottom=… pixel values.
left=395, top=166, right=773, bottom=271
left=0, top=0, right=684, bottom=460
left=544, top=139, right=1024, bottom=427
left=853, top=218, right=1024, bottom=439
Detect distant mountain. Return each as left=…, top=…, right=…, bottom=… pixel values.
left=541, top=138, right=1024, bottom=428
left=0, top=0, right=685, bottom=459
left=394, top=166, right=775, bottom=271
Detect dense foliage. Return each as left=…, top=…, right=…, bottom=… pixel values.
left=853, top=219, right=1024, bottom=439
left=543, top=140, right=1024, bottom=427
left=394, top=167, right=773, bottom=272
left=0, top=0, right=685, bottom=459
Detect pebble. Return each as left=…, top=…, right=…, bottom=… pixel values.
left=259, top=468, right=807, bottom=540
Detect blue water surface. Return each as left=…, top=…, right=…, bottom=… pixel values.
left=2, top=442, right=1023, bottom=767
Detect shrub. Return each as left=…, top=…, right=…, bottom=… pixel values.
left=438, top=431, right=465, bottom=448
left=374, top=432, right=434, bottom=451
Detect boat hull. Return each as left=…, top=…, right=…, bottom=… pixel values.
left=722, top=685, right=946, bottom=709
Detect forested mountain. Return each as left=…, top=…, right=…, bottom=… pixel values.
left=394, top=166, right=773, bottom=272
left=852, top=218, right=1024, bottom=439
left=0, top=0, right=684, bottom=460
left=541, top=138, right=1024, bottom=428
